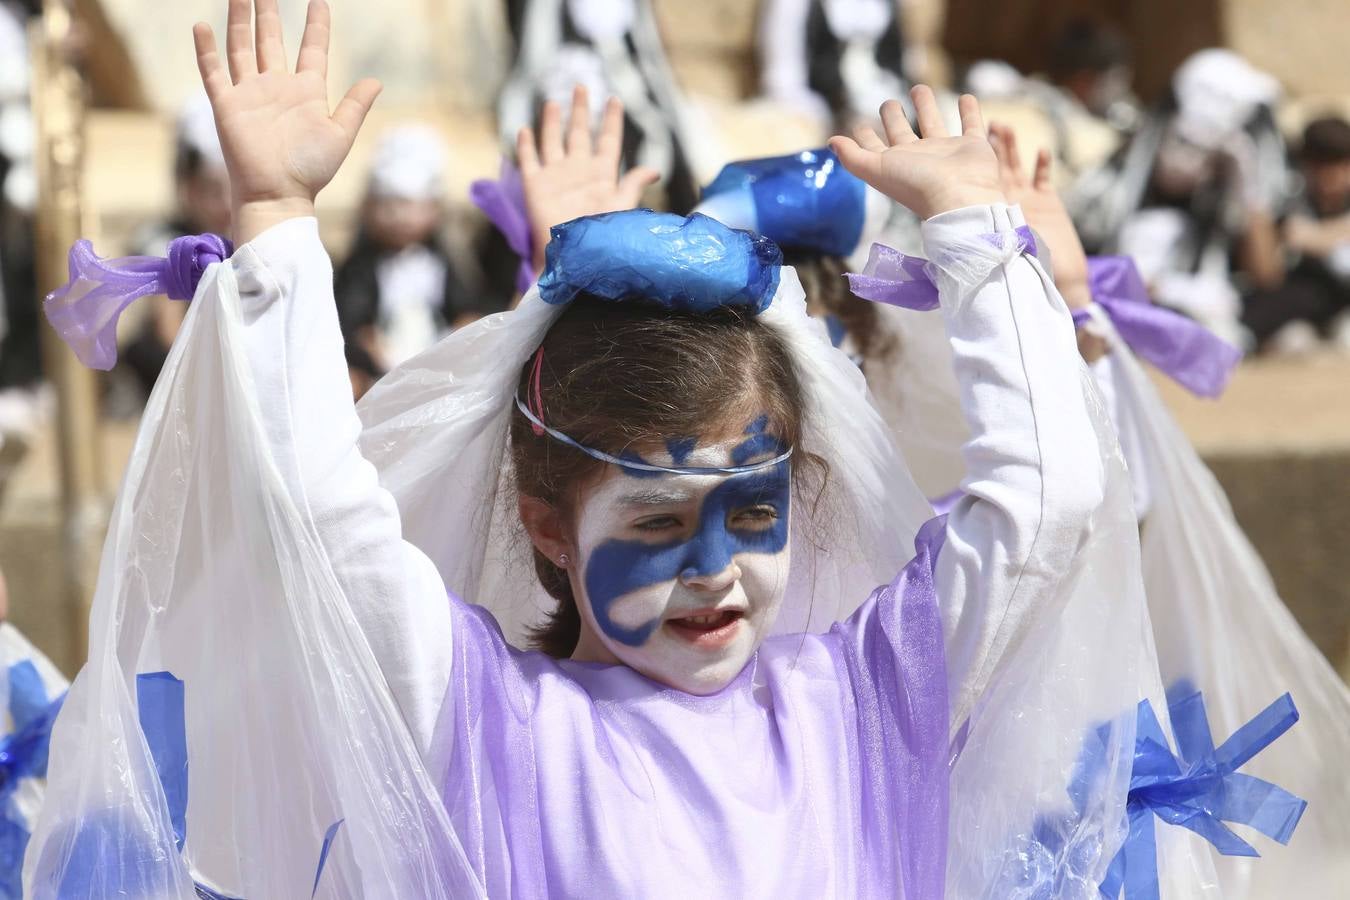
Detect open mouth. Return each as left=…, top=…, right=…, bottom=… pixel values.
left=665, top=610, right=745, bottom=647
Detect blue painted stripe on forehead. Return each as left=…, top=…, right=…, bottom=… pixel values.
left=514, top=395, right=793, bottom=476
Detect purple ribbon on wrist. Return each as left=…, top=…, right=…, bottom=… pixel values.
left=43, top=233, right=232, bottom=371
left=846, top=225, right=1038, bottom=310
left=1075, top=256, right=1241, bottom=398
left=470, top=159, right=535, bottom=296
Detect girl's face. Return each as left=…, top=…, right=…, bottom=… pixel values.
left=569, top=418, right=792, bottom=694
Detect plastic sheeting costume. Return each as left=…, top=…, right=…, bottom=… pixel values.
left=30, top=180, right=1186, bottom=895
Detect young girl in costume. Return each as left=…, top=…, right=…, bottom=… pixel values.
left=29, top=1, right=1298, bottom=896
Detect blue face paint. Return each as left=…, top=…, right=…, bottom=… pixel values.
left=583, top=427, right=791, bottom=647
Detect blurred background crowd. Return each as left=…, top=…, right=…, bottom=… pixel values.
left=0, top=0, right=1347, bottom=676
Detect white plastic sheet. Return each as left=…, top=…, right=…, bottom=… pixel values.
left=24, top=261, right=483, bottom=898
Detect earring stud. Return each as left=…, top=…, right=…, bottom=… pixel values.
left=557, top=553, right=570, bottom=567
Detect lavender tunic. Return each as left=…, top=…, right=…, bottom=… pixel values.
left=434, top=519, right=948, bottom=898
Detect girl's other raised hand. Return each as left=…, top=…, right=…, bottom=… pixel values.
left=517, top=85, right=659, bottom=272
left=830, top=86, right=1005, bottom=220
left=193, top=0, right=382, bottom=243
left=988, top=123, right=1091, bottom=310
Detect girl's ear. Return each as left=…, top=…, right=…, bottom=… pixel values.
left=518, top=495, right=573, bottom=565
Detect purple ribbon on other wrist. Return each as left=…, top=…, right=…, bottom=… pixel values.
left=846, top=225, right=1038, bottom=311
left=43, top=233, right=232, bottom=371
left=1075, top=256, right=1241, bottom=399
left=470, top=159, right=535, bottom=296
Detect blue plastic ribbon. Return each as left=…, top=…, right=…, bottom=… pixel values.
left=51, top=672, right=343, bottom=897
left=1100, top=689, right=1307, bottom=900
left=537, top=210, right=782, bottom=314
left=0, top=660, right=66, bottom=900
left=1075, top=256, right=1242, bottom=398
left=846, top=227, right=1039, bottom=311
left=701, top=148, right=867, bottom=257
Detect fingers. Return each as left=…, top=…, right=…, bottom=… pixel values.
left=226, top=0, right=256, bottom=83
left=516, top=126, right=540, bottom=177
left=1033, top=148, right=1054, bottom=190
left=957, top=93, right=985, bottom=137
left=565, top=85, right=592, bottom=156
left=254, top=0, right=287, bottom=73
left=617, top=166, right=660, bottom=205
left=296, top=0, right=330, bottom=78
left=193, top=23, right=230, bottom=102
left=989, top=123, right=1023, bottom=186
left=595, top=96, right=625, bottom=166
left=538, top=99, right=563, bottom=165
left=853, top=123, right=887, bottom=153
left=333, top=77, right=381, bottom=138
left=911, top=85, right=947, bottom=139
left=828, top=135, right=878, bottom=182
left=879, top=99, right=915, bottom=146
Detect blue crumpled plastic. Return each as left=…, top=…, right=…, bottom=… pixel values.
left=701, top=148, right=866, bottom=258
left=537, top=209, right=782, bottom=315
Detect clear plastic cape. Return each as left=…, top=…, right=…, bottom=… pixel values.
left=24, top=262, right=484, bottom=898
left=1091, top=308, right=1350, bottom=898
left=870, top=284, right=1334, bottom=893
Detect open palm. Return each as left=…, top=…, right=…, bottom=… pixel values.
left=517, top=86, right=658, bottom=272
left=193, top=0, right=380, bottom=212
left=830, top=86, right=1005, bottom=220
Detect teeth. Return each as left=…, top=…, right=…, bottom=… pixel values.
left=679, top=612, right=737, bottom=627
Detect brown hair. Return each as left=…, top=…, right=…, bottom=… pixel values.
left=783, top=250, right=896, bottom=362
left=509, top=293, right=824, bottom=658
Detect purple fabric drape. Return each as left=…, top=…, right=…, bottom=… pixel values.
left=43, top=233, right=232, bottom=371
left=469, top=160, right=535, bottom=296
left=846, top=226, right=1038, bottom=310
left=1076, top=256, right=1241, bottom=398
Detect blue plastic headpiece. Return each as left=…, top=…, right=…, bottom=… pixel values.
left=537, top=209, right=782, bottom=315
left=701, top=148, right=866, bottom=258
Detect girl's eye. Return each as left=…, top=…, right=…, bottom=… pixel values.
left=634, top=515, right=681, bottom=532
left=732, top=505, right=779, bottom=528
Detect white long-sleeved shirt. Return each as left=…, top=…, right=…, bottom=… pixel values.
left=228, top=201, right=1103, bottom=755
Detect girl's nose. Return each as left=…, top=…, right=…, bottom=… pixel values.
left=679, top=558, right=742, bottom=593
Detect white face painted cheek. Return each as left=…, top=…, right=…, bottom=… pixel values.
left=568, top=436, right=794, bottom=693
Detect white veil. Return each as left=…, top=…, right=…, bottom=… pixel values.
left=357, top=267, right=934, bottom=645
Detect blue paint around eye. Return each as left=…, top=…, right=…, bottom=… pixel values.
left=585, top=461, right=792, bottom=646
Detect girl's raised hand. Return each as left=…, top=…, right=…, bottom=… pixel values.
left=517, top=86, right=659, bottom=272
left=830, top=86, right=1005, bottom=220
left=988, top=123, right=1091, bottom=310
left=193, top=0, right=382, bottom=243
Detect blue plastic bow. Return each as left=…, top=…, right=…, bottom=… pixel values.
left=846, top=227, right=1039, bottom=311
left=1100, top=689, right=1307, bottom=900
left=0, top=661, right=66, bottom=900
left=700, top=148, right=867, bottom=257
left=537, top=210, right=782, bottom=314
left=1075, top=256, right=1242, bottom=398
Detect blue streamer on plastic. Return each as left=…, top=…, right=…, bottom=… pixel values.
left=0, top=660, right=65, bottom=899
left=1099, top=689, right=1307, bottom=900
left=50, top=672, right=345, bottom=898
left=701, top=148, right=867, bottom=257
left=537, top=210, right=782, bottom=314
